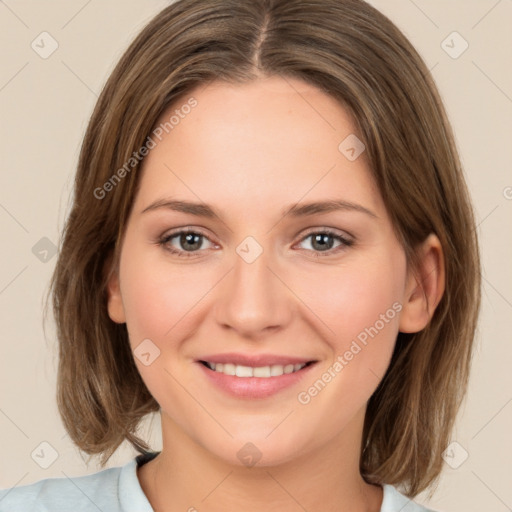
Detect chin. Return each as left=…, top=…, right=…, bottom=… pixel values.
left=205, top=431, right=310, bottom=469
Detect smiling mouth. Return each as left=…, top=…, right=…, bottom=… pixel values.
left=199, top=360, right=316, bottom=378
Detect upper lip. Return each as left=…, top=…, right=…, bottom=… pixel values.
left=197, top=353, right=317, bottom=367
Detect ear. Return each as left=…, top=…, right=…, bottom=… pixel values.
left=104, top=250, right=126, bottom=324
left=399, top=233, right=445, bottom=333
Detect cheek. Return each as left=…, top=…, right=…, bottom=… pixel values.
left=119, top=248, right=210, bottom=344
left=293, top=252, right=406, bottom=389
left=289, top=268, right=403, bottom=439
left=117, top=250, right=211, bottom=411
left=298, top=260, right=403, bottom=338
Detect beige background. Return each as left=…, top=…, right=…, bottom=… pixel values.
left=0, top=1, right=511, bottom=510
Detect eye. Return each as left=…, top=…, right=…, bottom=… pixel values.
left=157, top=227, right=354, bottom=258
left=158, top=229, right=216, bottom=257
left=295, top=229, right=354, bottom=257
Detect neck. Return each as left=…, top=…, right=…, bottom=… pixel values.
left=138, top=409, right=382, bottom=512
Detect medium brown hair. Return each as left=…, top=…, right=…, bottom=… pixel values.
left=45, top=0, right=481, bottom=497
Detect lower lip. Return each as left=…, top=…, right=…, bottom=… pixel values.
left=196, top=361, right=317, bottom=399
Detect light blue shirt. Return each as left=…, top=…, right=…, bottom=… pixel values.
left=0, top=452, right=437, bottom=511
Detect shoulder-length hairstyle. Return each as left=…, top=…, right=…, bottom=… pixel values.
left=45, top=0, right=480, bottom=497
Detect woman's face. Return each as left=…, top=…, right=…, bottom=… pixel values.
left=107, top=76, right=417, bottom=467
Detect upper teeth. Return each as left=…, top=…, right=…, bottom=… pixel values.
left=205, top=362, right=307, bottom=377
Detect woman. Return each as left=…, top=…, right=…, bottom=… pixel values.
left=0, top=0, right=480, bottom=510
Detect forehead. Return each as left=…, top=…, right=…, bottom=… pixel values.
left=134, top=76, right=383, bottom=219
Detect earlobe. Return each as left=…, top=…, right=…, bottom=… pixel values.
left=399, top=234, right=445, bottom=333
left=104, top=251, right=126, bottom=324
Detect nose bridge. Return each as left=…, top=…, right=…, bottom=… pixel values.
left=215, top=238, right=290, bottom=335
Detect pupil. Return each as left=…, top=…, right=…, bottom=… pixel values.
left=313, top=233, right=333, bottom=251
left=181, top=233, right=201, bottom=251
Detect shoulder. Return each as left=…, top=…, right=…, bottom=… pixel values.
left=0, top=465, right=123, bottom=512
left=0, top=455, right=153, bottom=512
left=381, top=484, right=438, bottom=512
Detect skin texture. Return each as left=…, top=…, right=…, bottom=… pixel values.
left=106, top=76, right=445, bottom=512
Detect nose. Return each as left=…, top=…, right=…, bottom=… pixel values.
left=214, top=243, right=293, bottom=338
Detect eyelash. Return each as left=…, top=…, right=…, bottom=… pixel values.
left=157, top=228, right=354, bottom=258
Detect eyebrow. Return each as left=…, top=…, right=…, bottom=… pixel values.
left=140, top=198, right=378, bottom=220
